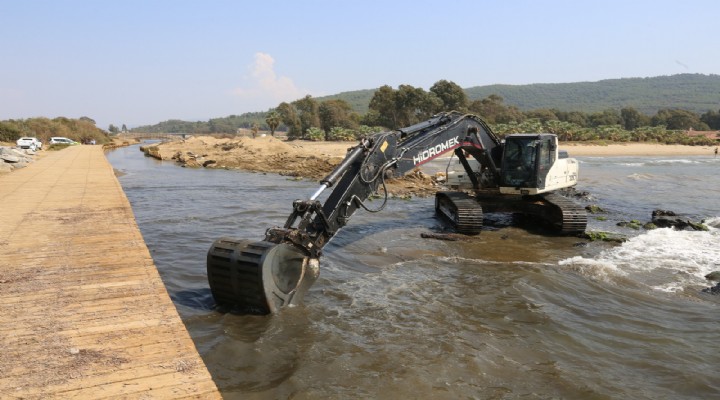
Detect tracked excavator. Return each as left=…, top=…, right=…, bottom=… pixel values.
left=207, top=112, right=587, bottom=314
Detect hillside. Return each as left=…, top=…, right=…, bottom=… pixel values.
left=464, top=74, right=720, bottom=114
left=322, top=74, right=720, bottom=115
left=132, top=74, right=720, bottom=133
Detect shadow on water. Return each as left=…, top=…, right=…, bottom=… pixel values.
left=170, top=288, right=216, bottom=311
left=202, top=309, right=314, bottom=396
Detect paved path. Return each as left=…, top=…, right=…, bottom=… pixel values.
left=0, top=146, right=220, bottom=398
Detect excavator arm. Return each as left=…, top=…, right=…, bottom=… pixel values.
left=207, top=112, right=505, bottom=314
left=268, top=112, right=504, bottom=258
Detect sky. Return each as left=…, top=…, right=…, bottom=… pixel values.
left=1, top=0, right=718, bottom=129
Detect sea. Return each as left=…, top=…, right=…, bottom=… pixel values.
left=106, top=144, right=720, bottom=399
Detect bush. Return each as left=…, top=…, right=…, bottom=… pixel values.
left=328, top=127, right=356, bottom=141
left=306, top=127, right=324, bottom=141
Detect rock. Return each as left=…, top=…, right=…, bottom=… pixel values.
left=701, top=283, right=720, bottom=295
left=183, top=158, right=202, bottom=168
left=649, top=209, right=708, bottom=231
left=617, top=220, right=642, bottom=230
left=642, top=222, right=657, bottom=230
left=11, top=161, right=28, bottom=170
left=562, top=187, right=593, bottom=201
left=704, top=271, right=720, bottom=282
left=140, top=145, right=162, bottom=160
left=651, top=216, right=708, bottom=231
left=652, top=209, right=677, bottom=217
left=0, top=146, right=37, bottom=173
left=1, top=154, right=20, bottom=163
left=585, top=204, right=605, bottom=214
left=578, top=231, right=627, bottom=243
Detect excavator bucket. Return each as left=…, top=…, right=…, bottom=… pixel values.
left=207, top=238, right=319, bottom=314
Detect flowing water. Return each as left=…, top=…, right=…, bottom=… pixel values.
left=107, top=145, right=720, bottom=399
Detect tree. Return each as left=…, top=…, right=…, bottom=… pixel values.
left=652, top=109, right=709, bottom=130
left=525, top=109, right=558, bottom=123
left=121, top=124, right=128, bottom=133
left=0, top=121, right=22, bottom=142
left=429, top=79, right=467, bottom=112
left=368, top=85, right=398, bottom=128
left=108, top=124, right=119, bottom=134
left=319, top=99, right=357, bottom=137
left=700, top=109, right=720, bottom=130
left=292, top=95, right=321, bottom=136
left=394, top=84, right=440, bottom=127
left=265, top=111, right=281, bottom=136
left=554, top=110, right=588, bottom=127
left=588, top=109, right=622, bottom=127
left=468, top=95, right=523, bottom=124
left=620, top=107, right=650, bottom=130
left=276, top=102, right=302, bottom=139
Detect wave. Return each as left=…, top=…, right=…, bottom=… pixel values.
left=559, top=225, right=720, bottom=292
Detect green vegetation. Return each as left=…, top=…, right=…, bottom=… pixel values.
left=0, top=117, right=110, bottom=144
left=580, top=231, right=627, bottom=243
left=585, top=205, right=605, bottom=214
left=130, top=112, right=269, bottom=134
left=318, top=74, right=720, bottom=115
left=465, top=74, right=720, bottom=115
left=128, top=74, right=720, bottom=145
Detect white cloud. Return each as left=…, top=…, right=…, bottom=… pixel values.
left=232, top=52, right=307, bottom=105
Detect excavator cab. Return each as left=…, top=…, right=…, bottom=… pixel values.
left=500, top=134, right=556, bottom=191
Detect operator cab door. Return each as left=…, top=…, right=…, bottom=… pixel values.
left=535, top=137, right=554, bottom=190
left=501, top=135, right=553, bottom=190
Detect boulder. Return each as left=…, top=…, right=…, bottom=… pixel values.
left=0, top=146, right=38, bottom=173
left=1, top=154, right=20, bottom=163
left=11, top=161, right=28, bottom=170
left=0, top=161, right=12, bottom=174
left=705, top=271, right=720, bottom=282
left=649, top=209, right=708, bottom=231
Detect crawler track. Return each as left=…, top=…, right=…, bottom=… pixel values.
left=435, top=191, right=484, bottom=234
left=540, top=193, right=588, bottom=234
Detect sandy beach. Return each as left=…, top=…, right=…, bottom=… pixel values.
left=560, top=142, right=717, bottom=157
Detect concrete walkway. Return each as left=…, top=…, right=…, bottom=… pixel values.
left=0, top=146, right=220, bottom=398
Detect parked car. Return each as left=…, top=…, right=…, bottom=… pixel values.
left=49, top=137, right=78, bottom=145
left=16, top=137, right=43, bottom=151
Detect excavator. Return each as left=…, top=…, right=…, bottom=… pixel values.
left=207, top=112, right=587, bottom=314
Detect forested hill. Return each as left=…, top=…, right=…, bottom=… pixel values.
left=463, top=74, right=720, bottom=115
left=319, top=74, right=720, bottom=115
left=132, top=74, right=720, bottom=133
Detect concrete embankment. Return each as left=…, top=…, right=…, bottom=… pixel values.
left=0, top=146, right=220, bottom=398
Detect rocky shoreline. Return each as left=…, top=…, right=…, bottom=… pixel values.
left=0, top=146, right=39, bottom=174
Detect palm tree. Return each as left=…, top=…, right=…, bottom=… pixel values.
left=265, top=111, right=281, bottom=137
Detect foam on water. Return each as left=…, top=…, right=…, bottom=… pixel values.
left=560, top=224, right=720, bottom=292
